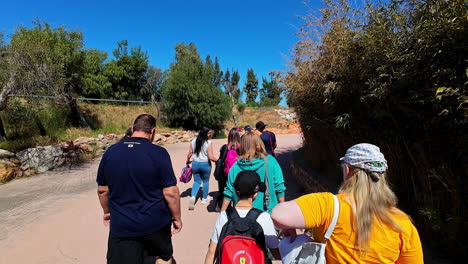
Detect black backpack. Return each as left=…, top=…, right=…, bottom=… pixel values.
left=215, top=206, right=271, bottom=264
left=214, top=144, right=228, bottom=181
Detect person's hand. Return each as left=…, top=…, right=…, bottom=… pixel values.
left=278, top=228, right=297, bottom=242
left=172, top=219, right=183, bottom=235
left=103, top=213, right=111, bottom=227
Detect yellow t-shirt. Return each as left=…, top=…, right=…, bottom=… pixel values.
left=295, top=192, right=423, bottom=264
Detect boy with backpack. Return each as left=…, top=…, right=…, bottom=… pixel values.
left=204, top=171, right=280, bottom=264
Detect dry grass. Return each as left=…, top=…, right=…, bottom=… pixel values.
left=58, top=103, right=174, bottom=141
left=224, top=106, right=292, bottom=129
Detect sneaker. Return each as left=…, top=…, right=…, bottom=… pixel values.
left=201, top=198, right=210, bottom=205
left=188, top=197, right=195, bottom=210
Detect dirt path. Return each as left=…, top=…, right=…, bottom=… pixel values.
left=0, top=134, right=304, bottom=264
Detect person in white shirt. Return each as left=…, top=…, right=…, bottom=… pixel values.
left=204, top=170, right=280, bottom=263
left=186, top=127, right=218, bottom=210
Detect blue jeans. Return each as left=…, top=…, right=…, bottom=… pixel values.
left=191, top=161, right=211, bottom=199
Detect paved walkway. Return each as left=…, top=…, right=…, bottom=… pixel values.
left=0, top=134, right=304, bottom=264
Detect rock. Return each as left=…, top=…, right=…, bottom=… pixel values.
left=98, top=134, right=105, bottom=140
left=161, top=133, right=172, bottom=137
left=95, top=141, right=106, bottom=150
left=180, top=137, right=191, bottom=143
left=79, top=144, right=93, bottom=152
left=16, top=145, right=65, bottom=174
left=165, top=137, right=177, bottom=144
left=0, top=149, right=15, bottom=158
left=73, top=137, right=89, bottom=145
left=153, top=134, right=165, bottom=143
left=115, top=134, right=125, bottom=142
left=105, top=133, right=117, bottom=141
left=0, top=159, right=20, bottom=182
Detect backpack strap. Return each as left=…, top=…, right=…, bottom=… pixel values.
left=245, top=208, right=263, bottom=222
left=323, top=194, right=340, bottom=242
left=263, top=155, right=270, bottom=211
left=226, top=205, right=240, bottom=221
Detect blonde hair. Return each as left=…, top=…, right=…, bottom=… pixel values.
left=238, top=132, right=267, bottom=162
left=339, top=168, right=406, bottom=253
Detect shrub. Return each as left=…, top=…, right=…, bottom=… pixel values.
left=284, top=0, right=467, bottom=260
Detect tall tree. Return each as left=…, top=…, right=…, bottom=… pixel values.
left=213, top=56, right=223, bottom=87
left=162, top=42, right=230, bottom=130
left=105, top=40, right=149, bottom=100
left=81, top=49, right=112, bottom=98
left=259, top=72, right=283, bottom=106
left=244, top=68, right=258, bottom=105
left=223, top=69, right=242, bottom=126
left=142, top=66, right=168, bottom=118
left=231, top=70, right=240, bottom=100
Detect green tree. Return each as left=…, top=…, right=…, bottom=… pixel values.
left=260, top=72, right=283, bottom=106
left=81, top=49, right=111, bottom=98
left=105, top=40, right=149, bottom=100
left=0, top=21, right=89, bottom=130
left=213, top=56, right=223, bottom=87
left=244, top=68, right=258, bottom=105
left=162, top=42, right=230, bottom=130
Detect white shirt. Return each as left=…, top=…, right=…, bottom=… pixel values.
left=191, top=138, right=211, bottom=162
left=210, top=208, right=279, bottom=249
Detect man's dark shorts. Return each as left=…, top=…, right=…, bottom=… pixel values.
left=107, top=224, right=173, bottom=264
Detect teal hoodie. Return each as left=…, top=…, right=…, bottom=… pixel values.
left=224, top=155, right=286, bottom=213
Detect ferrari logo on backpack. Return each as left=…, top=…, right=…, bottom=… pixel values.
left=239, top=257, right=246, bottom=264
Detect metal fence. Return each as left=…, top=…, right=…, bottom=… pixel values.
left=9, top=94, right=154, bottom=104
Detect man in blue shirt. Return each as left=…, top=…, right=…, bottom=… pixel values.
left=256, top=121, right=277, bottom=157
left=97, top=114, right=182, bottom=264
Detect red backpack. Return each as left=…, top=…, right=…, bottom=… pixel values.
left=215, top=206, right=271, bottom=264
left=223, top=145, right=238, bottom=175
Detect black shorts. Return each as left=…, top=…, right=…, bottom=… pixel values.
left=107, top=224, right=173, bottom=264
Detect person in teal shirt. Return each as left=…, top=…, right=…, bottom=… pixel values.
left=221, top=131, right=286, bottom=213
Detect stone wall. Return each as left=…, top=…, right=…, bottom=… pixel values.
left=0, top=130, right=196, bottom=183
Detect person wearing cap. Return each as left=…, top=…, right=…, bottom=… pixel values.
left=221, top=132, right=286, bottom=213
left=204, top=171, right=281, bottom=264
left=255, top=121, right=277, bottom=157
left=244, top=125, right=253, bottom=132
left=271, top=143, right=423, bottom=264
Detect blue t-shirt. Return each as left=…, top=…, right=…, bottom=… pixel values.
left=260, top=131, right=277, bottom=157
left=96, top=137, right=177, bottom=237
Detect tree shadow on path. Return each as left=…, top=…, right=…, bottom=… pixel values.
left=275, top=146, right=342, bottom=201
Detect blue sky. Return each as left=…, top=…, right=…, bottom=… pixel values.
left=1, top=0, right=322, bottom=105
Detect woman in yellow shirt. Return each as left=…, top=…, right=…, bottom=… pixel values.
left=272, top=143, right=423, bottom=263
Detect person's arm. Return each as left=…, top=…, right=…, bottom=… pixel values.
left=221, top=168, right=236, bottom=211
left=187, top=143, right=193, bottom=164
left=204, top=241, right=217, bottom=264
left=272, top=200, right=306, bottom=229
left=270, top=157, right=286, bottom=202
left=271, top=200, right=306, bottom=242
left=207, top=143, right=218, bottom=162
left=220, top=198, right=231, bottom=211
left=163, top=185, right=182, bottom=234
left=97, top=185, right=110, bottom=226
left=96, top=154, right=110, bottom=226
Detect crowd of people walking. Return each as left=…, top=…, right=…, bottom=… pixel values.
left=96, top=114, right=423, bottom=264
